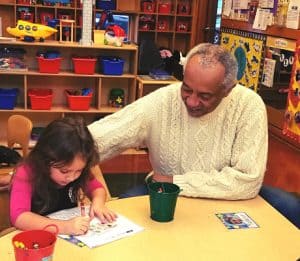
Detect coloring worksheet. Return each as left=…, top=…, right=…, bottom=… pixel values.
left=47, top=207, right=144, bottom=248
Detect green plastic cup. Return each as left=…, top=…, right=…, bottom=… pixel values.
left=148, top=182, right=180, bottom=222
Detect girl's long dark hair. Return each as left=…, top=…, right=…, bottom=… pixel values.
left=24, top=116, right=99, bottom=214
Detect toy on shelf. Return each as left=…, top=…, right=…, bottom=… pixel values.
left=6, top=20, right=57, bottom=42
left=59, top=19, right=75, bottom=43
left=177, top=0, right=191, bottom=15
left=141, top=0, right=156, bottom=13
left=109, top=88, right=125, bottom=108
left=104, top=24, right=126, bottom=47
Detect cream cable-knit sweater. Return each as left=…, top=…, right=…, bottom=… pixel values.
left=88, top=83, right=268, bottom=200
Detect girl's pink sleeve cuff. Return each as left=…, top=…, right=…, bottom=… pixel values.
left=84, top=177, right=103, bottom=197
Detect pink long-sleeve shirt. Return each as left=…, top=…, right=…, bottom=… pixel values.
left=10, top=164, right=103, bottom=225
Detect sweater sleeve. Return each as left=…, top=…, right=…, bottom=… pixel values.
left=88, top=91, right=157, bottom=162
left=10, top=165, right=33, bottom=225
left=174, top=95, right=268, bottom=200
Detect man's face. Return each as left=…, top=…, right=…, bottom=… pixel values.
left=181, top=54, right=232, bottom=118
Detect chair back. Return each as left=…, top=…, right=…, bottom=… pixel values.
left=7, top=115, right=33, bottom=157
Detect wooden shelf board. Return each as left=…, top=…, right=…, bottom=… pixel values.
left=221, top=18, right=300, bottom=40
left=22, top=106, right=120, bottom=113
left=0, top=40, right=138, bottom=50
left=0, top=70, right=136, bottom=78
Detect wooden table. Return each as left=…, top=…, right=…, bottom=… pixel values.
left=0, top=196, right=299, bottom=261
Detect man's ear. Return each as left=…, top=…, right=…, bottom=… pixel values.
left=223, top=84, right=236, bottom=97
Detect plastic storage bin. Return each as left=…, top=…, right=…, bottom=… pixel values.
left=65, top=90, right=93, bottom=111
left=0, top=88, right=18, bottom=109
left=72, top=57, right=97, bottom=74
left=37, top=57, right=61, bottom=74
left=158, top=2, right=171, bottom=13
left=100, top=57, right=124, bottom=75
left=96, top=0, right=116, bottom=10
left=28, top=89, right=53, bottom=110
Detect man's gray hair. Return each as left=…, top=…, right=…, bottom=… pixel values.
left=183, top=43, right=238, bottom=89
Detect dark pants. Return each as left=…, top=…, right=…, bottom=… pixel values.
left=119, top=184, right=300, bottom=229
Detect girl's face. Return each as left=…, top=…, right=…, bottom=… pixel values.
left=50, top=154, right=86, bottom=187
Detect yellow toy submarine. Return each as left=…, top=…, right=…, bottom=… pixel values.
left=7, top=20, right=57, bottom=42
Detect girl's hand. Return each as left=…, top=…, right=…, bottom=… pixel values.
left=66, top=216, right=90, bottom=235
left=89, top=203, right=117, bottom=223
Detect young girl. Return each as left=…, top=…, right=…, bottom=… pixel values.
left=10, top=117, right=116, bottom=235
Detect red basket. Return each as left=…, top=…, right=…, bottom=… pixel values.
left=142, top=2, right=156, bottom=12
left=28, top=89, right=53, bottom=110
left=158, top=3, right=171, bottom=13
left=72, top=58, right=97, bottom=75
left=65, top=90, right=93, bottom=111
left=37, top=57, right=61, bottom=74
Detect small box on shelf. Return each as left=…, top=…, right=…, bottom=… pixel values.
left=176, top=21, right=189, bottom=32
left=100, top=57, right=124, bottom=75
left=17, top=0, right=31, bottom=4
left=96, top=0, right=116, bottom=10
left=142, top=1, right=156, bottom=13
left=65, top=89, right=93, bottom=111
left=177, top=1, right=191, bottom=15
left=0, top=88, right=18, bottom=110
left=28, top=89, right=53, bottom=110
left=109, top=88, right=125, bottom=108
left=158, top=2, right=171, bottom=14
left=72, top=57, right=97, bottom=75
left=40, top=12, right=54, bottom=25
left=157, top=19, right=169, bottom=31
left=37, top=57, right=62, bottom=74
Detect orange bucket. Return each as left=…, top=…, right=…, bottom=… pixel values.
left=12, top=224, right=58, bottom=261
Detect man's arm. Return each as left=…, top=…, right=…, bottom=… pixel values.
left=88, top=92, right=157, bottom=162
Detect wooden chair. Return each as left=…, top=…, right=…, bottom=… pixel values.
left=0, top=187, right=13, bottom=237
left=0, top=115, right=32, bottom=236
left=7, top=115, right=33, bottom=157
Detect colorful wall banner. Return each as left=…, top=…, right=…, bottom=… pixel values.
left=221, top=29, right=265, bottom=92
left=283, top=40, right=300, bottom=143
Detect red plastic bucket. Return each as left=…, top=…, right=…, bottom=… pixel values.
left=12, top=224, right=58, bottom=261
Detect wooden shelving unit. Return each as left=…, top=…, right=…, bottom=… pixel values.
left=0, top=0, right=139, bottom=42
left=0, top=1, right=198, bottom=141
left=137, top=0, right=198, bottom=55
left=0, top=0, right=198, bottom=54
left=0, top=39, right=138, bottom=141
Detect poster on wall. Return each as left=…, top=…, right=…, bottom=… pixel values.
left=283, top=39, right=300, bottom=143
left=220, top=29, right=265, bottom=92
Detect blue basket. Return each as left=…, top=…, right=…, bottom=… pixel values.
left=96, top=0, right=116, bottom=10
left=0, top=88, right=18, bottom=109
left=101, top=57, right=124, bottom=75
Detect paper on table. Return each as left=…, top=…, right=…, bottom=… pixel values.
left=47, top=206, right=144, bottom=248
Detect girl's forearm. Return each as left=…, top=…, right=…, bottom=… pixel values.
left=14, top=212, right=70, bottom=234
left=90, top=187, right=107, bottom=205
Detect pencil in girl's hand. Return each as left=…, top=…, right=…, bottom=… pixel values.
left=80, top=201, right=86, bottom=217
